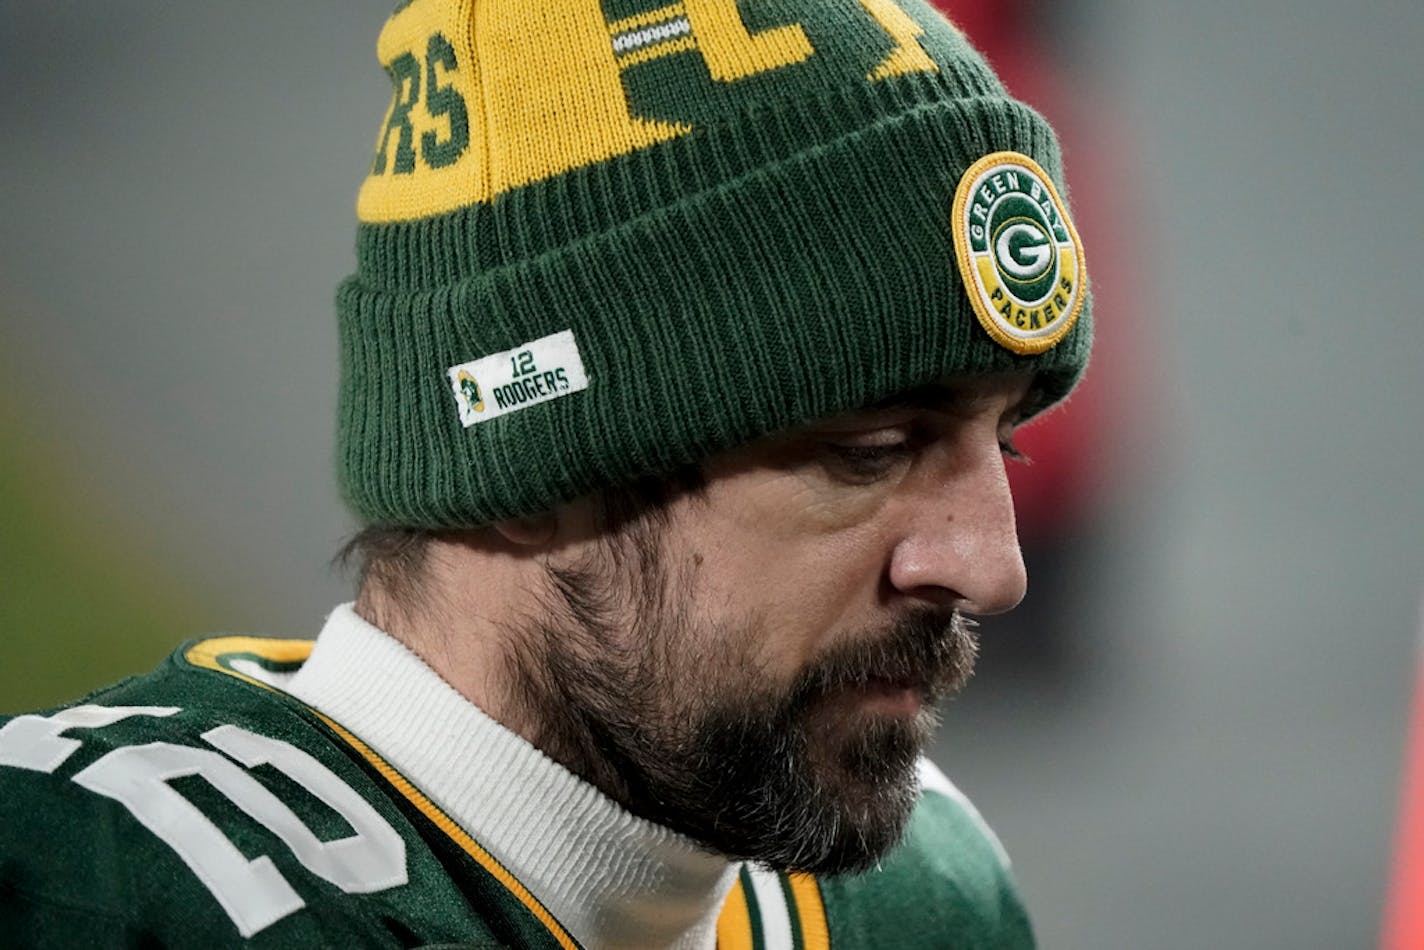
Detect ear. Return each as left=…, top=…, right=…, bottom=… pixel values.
left=491, top=510, right=558, bottom=548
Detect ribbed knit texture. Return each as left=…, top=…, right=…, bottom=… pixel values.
left=338, top=0, right=1092, bottom=526
left=286, top=605, right=738, bottom=950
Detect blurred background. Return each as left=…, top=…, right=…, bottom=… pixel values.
left=2, top=1, right=1421, bottom=947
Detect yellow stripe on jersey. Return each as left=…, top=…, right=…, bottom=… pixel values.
left=183, top=637, right=313, bottom=691
left=716, top=874, right=756, bottom=950
left=316, top=715, right=582, bottom=950
left=787, top=873, right=830, bottom=950
left=717, top=868, right=829, bottom=950
left=185, top=637, right=580, bottom=949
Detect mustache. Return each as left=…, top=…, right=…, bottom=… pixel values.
left=791, top=609, right=980, bottom=706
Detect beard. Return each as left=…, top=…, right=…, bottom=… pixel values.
left=632, top=609, right=979, bottom=874
left=507, top=513, right=979, bottom=876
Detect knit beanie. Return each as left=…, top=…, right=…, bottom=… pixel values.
left=338, top=0, right=1091, bottom=527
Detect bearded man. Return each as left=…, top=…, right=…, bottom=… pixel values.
left=0, top=0, right=1090, bottom=945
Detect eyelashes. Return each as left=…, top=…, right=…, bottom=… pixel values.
left=820, top=433, right=1029, bottom=485
left=821, top=442, right=916, bottom=483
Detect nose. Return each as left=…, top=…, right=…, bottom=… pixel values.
left=886, top=438, right=1028, bottom=616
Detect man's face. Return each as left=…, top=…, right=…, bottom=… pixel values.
left=517, top=374, right=1033, bottom=874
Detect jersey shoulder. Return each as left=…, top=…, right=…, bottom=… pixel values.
left=0, top=637, right=535, bottom=948
left=816, top=759, right=1035, bottom=949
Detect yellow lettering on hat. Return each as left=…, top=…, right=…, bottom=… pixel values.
left=357, top=0, right=950, bottom=223
left=359, top=0, right=690, bottom=222
left=859, top=0, right=938, bottom=81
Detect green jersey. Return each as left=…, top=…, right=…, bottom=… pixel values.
left=0, top=636, right=1033, bottom=948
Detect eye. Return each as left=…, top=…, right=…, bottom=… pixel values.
left=820, top=435, right=915, bottom=484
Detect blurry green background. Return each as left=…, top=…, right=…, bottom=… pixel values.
left=3, top=2, right=1423, bottom=947
left=0, top=389, right=207, bottom=707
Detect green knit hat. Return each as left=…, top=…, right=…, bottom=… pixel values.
left=338, top=0, right=1092, bottom=527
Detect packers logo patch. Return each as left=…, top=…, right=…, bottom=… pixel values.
left=951, top=152, right=1086, bottom=355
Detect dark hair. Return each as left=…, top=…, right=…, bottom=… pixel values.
left=334, top=524, right=438, bottom=614
left=336, top=464, right=706, bottom=614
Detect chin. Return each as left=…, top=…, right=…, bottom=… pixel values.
left=774, top=714, right=927, bottom=875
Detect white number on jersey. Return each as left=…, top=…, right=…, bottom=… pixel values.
left=0, top=706, right=408, bottom=937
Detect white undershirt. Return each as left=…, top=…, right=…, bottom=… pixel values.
left=283, top=603, right=738, bottom=950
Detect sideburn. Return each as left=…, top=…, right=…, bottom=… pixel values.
left=501, top=474, right=710, bottom=805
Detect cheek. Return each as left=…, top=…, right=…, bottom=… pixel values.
left=685, top=478, right=893, bottom=669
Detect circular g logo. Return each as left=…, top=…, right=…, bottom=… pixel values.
left=951, top=152, right=1086, bottom=355
left=994, top=221, right=1054, bottom=281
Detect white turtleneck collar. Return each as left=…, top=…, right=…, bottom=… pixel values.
left=283, top=603, right=739, bottom=950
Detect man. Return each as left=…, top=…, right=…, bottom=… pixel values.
left=0, top=0, right=1090, bottom=945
